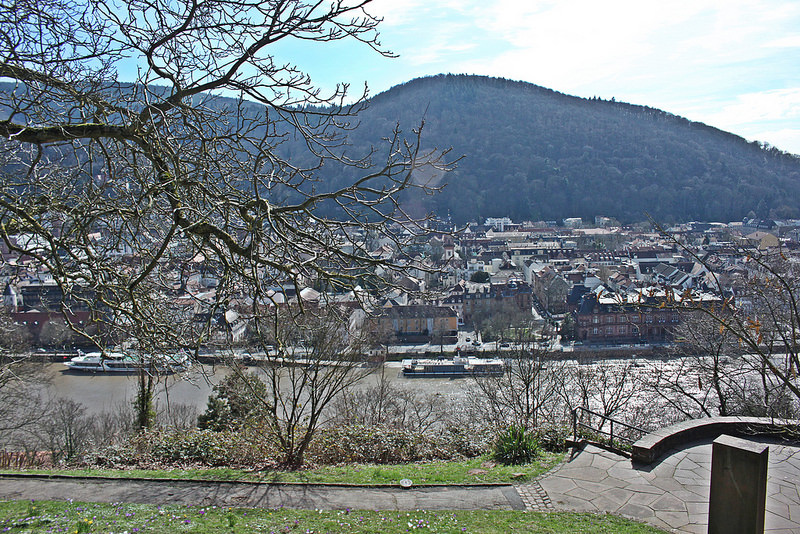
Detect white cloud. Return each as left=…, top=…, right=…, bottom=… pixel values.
left=450, top=1, right=799, bottom=92
left=748, top=128, right=800, bottom=154
left=700, top=88, right=800, bottom=126
left=360, top=0, right=800, bottom=152
left=764, top=35, right=800, bottom=48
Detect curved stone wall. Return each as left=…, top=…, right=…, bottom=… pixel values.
left=631, top=416, right=800, bottom=464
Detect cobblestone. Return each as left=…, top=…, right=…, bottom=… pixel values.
left=516, top=479, right=553, bottom=511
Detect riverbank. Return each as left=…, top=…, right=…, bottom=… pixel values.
left=21, top=341, right=677, bottom=366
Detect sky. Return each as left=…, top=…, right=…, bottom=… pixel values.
left=274, top=0, right=800, bottom=155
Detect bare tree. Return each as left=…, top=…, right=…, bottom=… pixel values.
left=556, top=358, right=643, bottom=437
left=0, top=0, right=452, bottom=355
left=0, top=309, right=46, bottom=443
left=654, top=225, right=800, bottom=415
left=237, top=303, right=373, bottom=468
left=37, top=398, right=95, bottom=464
left=38, top=319, right=75, bottom=349
left=472, top=322, right=560, bottom=431
left=642, top=313, right=749, bottom=420
left=331, top=367, right=448, bottom=434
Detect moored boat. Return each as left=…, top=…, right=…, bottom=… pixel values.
left=65, top=350, right=191, bottom=374
left=401, top=356, right=504, bottom=378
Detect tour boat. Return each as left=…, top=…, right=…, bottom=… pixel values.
left=65, top=349, right=191, bottom=374
left=401, top=356, right=504, bottom=378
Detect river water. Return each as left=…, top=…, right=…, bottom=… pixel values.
left=37, top=353, right=755, bottom=428
left=41, top=361, right=471, bottom=417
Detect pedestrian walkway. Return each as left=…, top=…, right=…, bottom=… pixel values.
left=0, top=475, right=525, bottom=512
left=529, top=438, right=800, bottom=533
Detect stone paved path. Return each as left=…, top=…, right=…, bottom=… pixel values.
left=533, top=438, right=800, bottom=533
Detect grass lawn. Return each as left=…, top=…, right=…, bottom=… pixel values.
left=0, top=499, right=668, bottom=533
left=0, top=453, right=565, bottom=485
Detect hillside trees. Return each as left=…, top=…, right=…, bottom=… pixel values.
left=340, top=74, right=800, bottom=223
left=0, top=0, right=451, bottom=353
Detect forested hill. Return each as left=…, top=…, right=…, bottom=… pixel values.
left=5, top=74, right=799, bottom=224
left=339, top=74, right=800, bottom=224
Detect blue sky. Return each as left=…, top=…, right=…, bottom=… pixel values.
left=273, top=0, right=800, bottom=155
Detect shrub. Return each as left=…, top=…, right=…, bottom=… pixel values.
left=307, top=425, right=487, bottom=465
left=493, top=425, right=539, bottom=465
left=533, top=425, right=570, bottom=452
left=82, top=421, right=493, bottom=470
left=198, top=369, right=267, bottom=431
left=84, top=427, right=277, bottom=469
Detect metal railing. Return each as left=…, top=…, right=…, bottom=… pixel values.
left=571, top=406, right=648, bottom=454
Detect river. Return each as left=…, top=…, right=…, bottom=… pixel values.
left=41, top=361, right=471, bottom=417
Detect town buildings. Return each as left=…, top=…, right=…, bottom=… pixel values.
left=1, top=215, right=797, bottom=349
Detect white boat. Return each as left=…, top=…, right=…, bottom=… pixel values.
left=401, top=356, right=505, bottom=378
left=65, top=350, right=191, bottom=374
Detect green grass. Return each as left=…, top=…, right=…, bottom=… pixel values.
left=0, top=453, right=565, bottom=485
left=0, top=499, right=668, bottom=533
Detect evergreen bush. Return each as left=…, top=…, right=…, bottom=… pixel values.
left=493, top=425, right=539, bottom=465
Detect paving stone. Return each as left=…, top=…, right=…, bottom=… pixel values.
left=590, top=454, right=625, bottom=470
left=599, top=475, right=632, bottom=489
left=778, top=483, right=800, bottom=500
left=535, top=438, right=800, bottom=534
left=556, top=466, right=609, bottom=482
left=658, top=453, right=684, bottom=467
left=627, top=491, right=662, bottom=507
left=651, top=493, right=687, bottom=512
left=669, top=488, right=708, bottom=503
left=771, top=490, right=800, bottom=507
left=654, top=509, right=690, bottom=528
left=564, top=486, right=602, bottom=501
left=768, top=500, right=791, bottom=520
left=597, top=486, right=635, bottom=504
left=789, top=503, right=800, bottom=523
left=685, top=513, right=708, bottom=531
left=682, top=483, right=710, bottom=499
left=550, top=495, right=598, bottom=512
left=624, top=483, right=664, bottom=495
left=686, top=501, right=709, bottom=515
left=616, top=502, right=656, bottom=520
left=515, top=481, right=553, bottom=512
left=674, top=475, right=701, bottom=486
left=650, top=477, right=685, bottom=492
left=539, top=476, right=577, bottom=494
left=681, top=521, right=709, bottom=533
left=634, top=469, right=658, bottom=481
left=689, top=467, right=711, bottom=479
left=675, top=457, right=701, bottom=471
left=590, top=493, right=629, bottom=512
left=572, top=479, right=617, bottom=493
left=607, top=466, right=648, bottom=483
left=765, top=509, right=800, bottom=531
